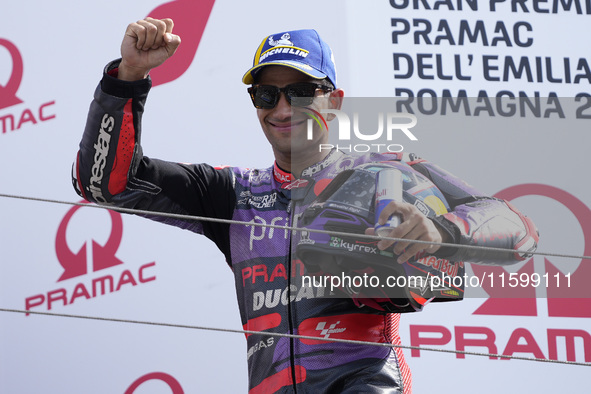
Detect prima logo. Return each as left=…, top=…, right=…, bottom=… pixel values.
left=247, top=215, right=289, bottom=250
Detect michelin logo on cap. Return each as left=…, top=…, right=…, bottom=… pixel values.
left=269, top=33, right=294, bottom=46
left=242, top=29, right=338, bottom=87
left=258, top=33, right=309, bottom=63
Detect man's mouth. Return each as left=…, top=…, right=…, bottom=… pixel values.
left=269, top=118, right=306, bottom=131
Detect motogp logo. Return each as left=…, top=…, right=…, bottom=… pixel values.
left=315, top=321, right=347, bottom=338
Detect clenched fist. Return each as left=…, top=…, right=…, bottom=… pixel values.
left=118, top=17, right=181, bottom=81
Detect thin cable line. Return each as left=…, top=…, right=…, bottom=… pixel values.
left=1, top=194, right=590, bottom=368
left=1, top=192, right=589, bottom=261
left=2, top=308, right=589, bottom=367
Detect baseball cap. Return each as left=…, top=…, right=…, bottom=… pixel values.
left=242, top=29, right=337, bottom=88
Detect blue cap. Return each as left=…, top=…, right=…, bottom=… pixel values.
left=242, top=29, right=337, bottom=88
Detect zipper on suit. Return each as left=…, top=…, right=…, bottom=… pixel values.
left=286, top=198, right=298, bottom=393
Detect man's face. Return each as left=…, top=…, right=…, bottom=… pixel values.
left=254, top=66, right=341, bottom=168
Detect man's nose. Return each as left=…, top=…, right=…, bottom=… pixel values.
left=273, top=91, right=292, bottom=116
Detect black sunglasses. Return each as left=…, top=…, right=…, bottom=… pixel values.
left=248, top=82, right=333, bottom=109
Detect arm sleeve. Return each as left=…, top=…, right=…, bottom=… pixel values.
left=408, top=155, right=539, bottom=266
left=72, top=59, right=235, bottom=261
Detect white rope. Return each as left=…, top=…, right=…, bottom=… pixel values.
left=2, top=308, right=589, bottom=367
left=1, top=192, right=590, bottom=367
left=0, top=192, right=589, bottom=261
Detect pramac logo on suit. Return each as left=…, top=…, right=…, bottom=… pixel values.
left=0, top=38, right=56, bottom=135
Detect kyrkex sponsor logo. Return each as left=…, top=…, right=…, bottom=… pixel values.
left=329, top=236, right=378, bottom=254
left=88, top=114, right=115, bottom=203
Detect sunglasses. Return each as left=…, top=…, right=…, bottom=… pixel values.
left=248, top=82, right=333, bottom=109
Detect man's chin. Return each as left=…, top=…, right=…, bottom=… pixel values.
left=291, top=138, right=327, bottom=162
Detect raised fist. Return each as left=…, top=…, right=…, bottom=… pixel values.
left=118, top=17, right=181, bottom=81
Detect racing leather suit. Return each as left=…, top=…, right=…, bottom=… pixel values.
left=72, top=60, right=538, bottom=394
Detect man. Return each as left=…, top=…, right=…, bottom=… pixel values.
left=73, top=17, right=537, bottom=393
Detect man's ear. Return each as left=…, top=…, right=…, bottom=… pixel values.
left=324, top=88, right=344, bottom=121
left=329, top=88, right=344, bottom=110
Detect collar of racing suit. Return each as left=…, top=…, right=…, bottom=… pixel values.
left=273, top=161, right=295, bottom=185
left=273, top=149, right=352, bottom=185
left=272, top=149, right=404, bottom=197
